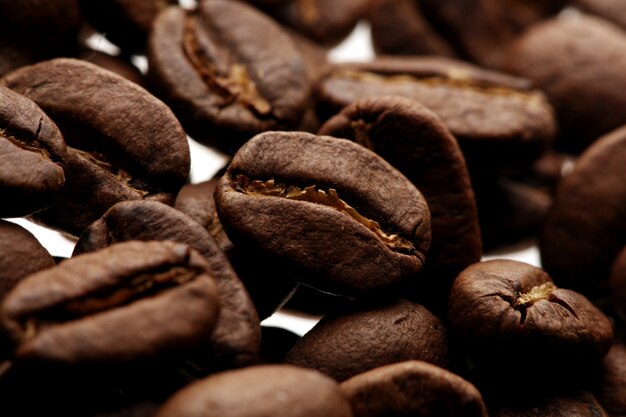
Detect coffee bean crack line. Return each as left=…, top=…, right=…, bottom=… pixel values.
left=19, top=266, right=200, bottom=341
left=0, top=125, right=55, bottom=162
left=183, top=16, right=274, bottom=118
left=333, top=69, right=543, bottom=101
left=233, top=175, right=417, bottom=255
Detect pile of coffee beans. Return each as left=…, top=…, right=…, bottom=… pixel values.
left=1, top=0, right=626, bottom=416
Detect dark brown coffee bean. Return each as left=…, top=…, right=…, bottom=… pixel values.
left=610, top=247, right=626, bottom=320
left=148, top=2, right=311, bottom=153
left=78, top=0, right=177, bottom=53
left=215, top=131, right=431, bottom=295
left=503, top=14, right=626, bottom=153
left=490, top=391, right=609, bottom=417
left=417, top=0, right=565, bottom=66
left=319, top=96, right=481, bottom=292
left=154, top=365, right=354, bottom=417
left=369, top=0, right=455, bottom=57
left=316, top=57, right=556, bottom=175
left=259, top=0, right=372, bottom=46
left=1, top=58, right=190, bottom=236
left=2, top=241, right=221, bottom=364
left=175, top=180, right=297, bottom=320
left=285, top=299, right=449, bottom=381
left=449, top=260, right=613, bottom=373
left=340, top=360, right=488, bottom=417
left=575, top=0, right=626, bottom=30
left=74, top=200, right=260, bottom=369
left=0, top=86, right=67, bottom=218
left=594, top=342, right=626, bottom=416
left=540, top=126, right=626, bottom=294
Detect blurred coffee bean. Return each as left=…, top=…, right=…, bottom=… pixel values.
left=504, top=14, right=626, bottom=153
left=575, top=0, right=626, bottom=30
left=285, top=299, right=449, bottom=381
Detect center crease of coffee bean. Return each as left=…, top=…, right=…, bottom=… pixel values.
left=182, top=17, right=273, bottom=117
left=333, top=69, right=543, bottom=101
left=233, top=175, right=417, bottom=254
left=18, top=266, right=200, bottom=340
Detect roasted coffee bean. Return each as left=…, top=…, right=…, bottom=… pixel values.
left=0, top=0, right=81, bottom=56
left=285, top=299, right=449, bottom=381
left=1, top=58, right=190, bottom=236
left=175, top=180, right=297, bottom=320
left=540, top=126, right=626, bottom=294
left=417, top=0, right=564, bottom=66
left=610, top=247, right=626, bottom=319
left=215, top=131, right=431, bottom=295
left=575, top=0, right=626, bottom=30
left=369, top=0, right=455, bottom=57
left=594, top=341, right=626, bottom=416
left=489, top=391, right=609, bottom=417
left=2, top=241, right=221, bottom=364
left=503, top=14, right=626, bottom=153
left=340, top=361, right=488, bottom=417
left=0, top=86, right=67, bottom=218
left=78, top=0, right=178, bottom=53
left=154, top=365, right=354, bottom=417
left=148, top=1, right=311, bottom=153
left=319, top=96, right=481, bottom=292
left=258, top=0, right=372, bottom=46
left=74, top=200, right=260, bottom=369
left=449, top=260, right=613, bottom=374
left=316, top=57, right=555, bottom=175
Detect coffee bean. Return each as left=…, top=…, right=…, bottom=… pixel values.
left=154, top=365, right=354, bottom=417
left=215, top=131, right=431, bottom=295
left=285, top=299, right=449, bottom=381
left=0, top=86, right=67, bottom=218
left=540, top=126, right=626, bottom=294
left=503, top=14, right=626, bottom=153
left=74, top=200, right=260, bottom=369
left=2, top=241, right=221, bottom=364
left=449, top=260, right=613, bottom=374
left=316, top=57, right=555, bottom=176
left=319, top=96, right=481, bottom=292
left=258, top=0, right=372, bottom=46
left=1, top=58, right=190, bottom=236
left=148, top=1, right=311, bottom=153
left=417, top=0, right=565, bottom=66
left=340, top=360, right=488, bottom=417
left=369, top=0, right=455, bottom=57
left=78, top=0, right=178, bottom=53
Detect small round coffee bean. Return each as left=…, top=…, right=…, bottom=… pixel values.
left=154, top=365, right=354, bottom=417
